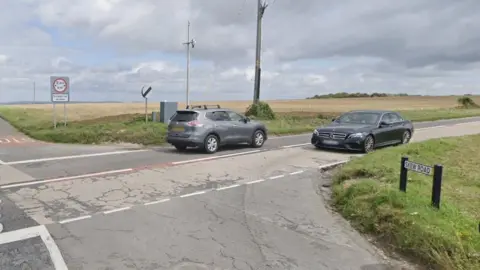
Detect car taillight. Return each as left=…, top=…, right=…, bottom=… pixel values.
left=186, top=120, right=203, bottom=127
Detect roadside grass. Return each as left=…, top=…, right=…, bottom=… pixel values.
left=1, top=106, right=480, bottom=145
left=332, top=135, right=480, bottom=270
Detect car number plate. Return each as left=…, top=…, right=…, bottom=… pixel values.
left=322, top=139, right=339, bottom=145
left=171, top=126, right=184, bottom=132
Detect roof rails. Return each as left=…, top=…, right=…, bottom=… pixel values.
left=186, top=104, right=221, bottom=110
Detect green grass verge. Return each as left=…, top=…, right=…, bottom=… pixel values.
left=1, top=107, right=480, bottom=145
left=332, top=135, right=480, bottom=270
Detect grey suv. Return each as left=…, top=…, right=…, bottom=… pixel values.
left=166, top=105, right=268, bottom=154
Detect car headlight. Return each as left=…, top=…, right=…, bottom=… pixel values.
left=313, top=129, right=319, bottom=135
left=348, top=132, right=366, bottom=139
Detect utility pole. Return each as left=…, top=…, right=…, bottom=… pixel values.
left=253, top=0, right=268, bottom=104
left=33, top=81, right=36, bottom=104
left=183, top=21, right=196, bottom=108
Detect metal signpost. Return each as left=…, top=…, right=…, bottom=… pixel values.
left=141, top=85, right=152, bottom=123
left=399, top=156, right=444, bottom=209
left=50, top=76, right=70, bottom=128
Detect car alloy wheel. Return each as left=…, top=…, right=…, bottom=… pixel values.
left=252, top=130, right=265, bottom=148
left=204, top=135, right=219, bottom=154
left=402, top=130, right=411, bottom=144
left=363, top=135, right=375, bottom=153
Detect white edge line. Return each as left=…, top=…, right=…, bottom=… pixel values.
left=58, top=215, right=92, bottom=224
left=4, top=149, right=149, bottom=165
left=281, top=143, right=310, bottom=148
left=289, top=170, right=304, bottom=175
left=216, top=184, right=241, bottom=191
left=269, top=175, right=285, bottom=180
left=269, top=133, right=309, bottom=139
left=103, top=207, right=131, bottom=214
left=172, top=150, right=261, bottom=165
left=318, top=160, right=349, bottom=170
left=180, top=190, right=207, bottom=198
left=0, top=168, right=134, bottom=189
left=37, top=225, right=69, bottom=270
left=144, top=198, right=171, bottom=205
left=246, top=179, right=265, bottom=185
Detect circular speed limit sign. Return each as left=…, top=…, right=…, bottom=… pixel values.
left=53, top=78, right=68, bottom=93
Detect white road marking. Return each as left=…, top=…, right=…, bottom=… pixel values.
left=0, top=159, right=5, bottom=165
left=289, top=170, right=304, bottom=175
left=318, top=160, right=349, bottom=170
left=180, top=190, right=207, bottom=198
left=103, top=207, right=131, bottom=214
left=0, top=225, right=69, bottom=270
left=171, top=150, right=261, bottom=165
left=269, top=133, right=309, bottom=139
left=281, top=143, right=310, bottom=148
left=3, top=149, right=149, bottom=165
left=269, top=175, right=285, bottom=180
left=246, top=179, right=265, bottom=185
left=144, top=198, right=171, bottom=206
left=0, top=168, right=134, bottom=189
left=216, top=184, right=241, bottom=191
left=416, top=125, right=446, bottom=131
left=58, top=215, right=92, bottom=224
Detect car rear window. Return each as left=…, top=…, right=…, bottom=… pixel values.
left=171, top=111, right=198, bottom=122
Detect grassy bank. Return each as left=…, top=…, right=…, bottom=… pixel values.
left=1, top=106, right=480, bottom=145
left=332, top=135, right=480, bottom=270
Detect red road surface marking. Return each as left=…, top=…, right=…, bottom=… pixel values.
left=0, top=136, right=46, bottom=147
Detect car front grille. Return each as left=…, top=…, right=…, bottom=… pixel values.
left=317, top=132, right=347, bottom=140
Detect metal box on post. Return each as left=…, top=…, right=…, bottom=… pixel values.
left=160, top=101, right=178, bottom=123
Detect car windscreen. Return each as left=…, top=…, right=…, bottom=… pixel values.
left=170, top=111, right=198, bottom=122
left=335, top=112, right=380, bottom=125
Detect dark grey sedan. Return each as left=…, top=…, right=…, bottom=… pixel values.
left=311, top=110, right=414, bottom=153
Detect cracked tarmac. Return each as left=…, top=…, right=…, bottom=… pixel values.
left=45, top=170, right=393, bottom=270
left=1, top=119, right=480, bottom=269
left=4, top=147, right=351, bottom=224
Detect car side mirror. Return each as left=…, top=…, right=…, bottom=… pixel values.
left=242, top=117, right=250, bottom=123
left=379, top=121, right=389, bottom=127
left=331, top=118, right=336, bottom=122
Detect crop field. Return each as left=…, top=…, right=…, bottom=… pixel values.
left=7, top=95, right=480, bottom=121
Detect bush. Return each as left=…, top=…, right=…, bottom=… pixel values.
left=245, top=101, right=276, bottom=120
left=457, top=96, right=479, bottom=108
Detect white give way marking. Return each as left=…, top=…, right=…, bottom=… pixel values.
left=0, top=225, right=68, bottom=269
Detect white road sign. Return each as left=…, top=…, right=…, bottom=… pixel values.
left=404, top=160, right=432, bottom=175
left=50, top=76, right=70, bottom=103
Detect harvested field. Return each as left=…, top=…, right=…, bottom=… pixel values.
left=6, top=95, right=480, bottom=121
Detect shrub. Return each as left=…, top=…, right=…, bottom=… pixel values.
left=245, top=101, right=276, bottom=120
left=457, top=96, right=479, bottom=108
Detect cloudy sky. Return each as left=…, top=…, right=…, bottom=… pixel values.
left=1, top=0, right=479, bottom=103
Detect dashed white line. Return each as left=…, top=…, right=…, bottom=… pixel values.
left=144, top=198, right=171, bottom=205
left=269, top=175, right=285, bottom=180
left=104, top=207, right=131, bottom=214
left=180, top=190, right=207, bottom=198
left=58, top=215, right=92, bottom=224
left=246, top=179, right=265, bottom=185
left=216, top=184, right=241, bottom=191
left=289, top=170, right=304, bottom=175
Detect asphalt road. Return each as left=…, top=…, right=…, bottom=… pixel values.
left=0, top=117, right=479, bottom=269
left=0, top=116, right=479, bottom=182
